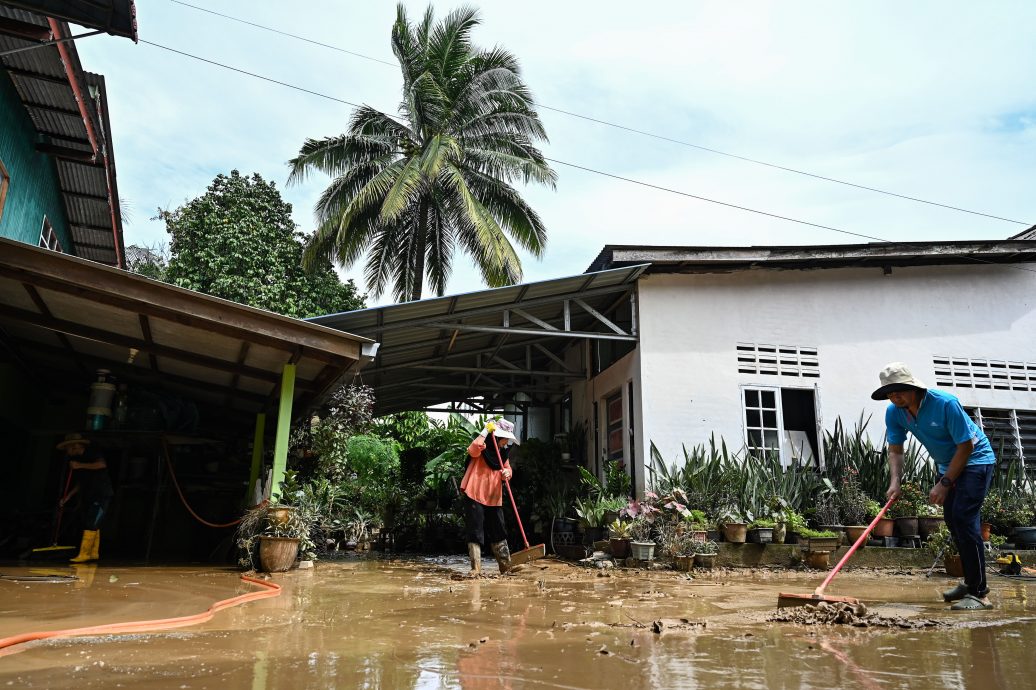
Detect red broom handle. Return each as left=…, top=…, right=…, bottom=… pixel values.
left=814, top=497, right=895, bottom=597
left=489, top=434, right=531, bottom=550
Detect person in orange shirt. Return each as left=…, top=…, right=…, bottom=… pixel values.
left=460, top=418, right=523, bottom=577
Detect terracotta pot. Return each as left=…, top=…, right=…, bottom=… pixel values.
left=894, top=517, right=919, bottom=537
left=805, top=550, right=831, bottom=569
left=772, top=523, right=787, bottom=544
left=873, top=518, right=895, bottom=538
left=844, top=526, right=869, bottom=548
left=693, top=553, right=717, bottom=569
left=610, top=537, right=631, bottom=560
left=267, top=506, right=294, bottom=526
left=944, top=554, right=964, bottom=578
left=981, top=522, right=992, bottom=542
left=674, top=555, right=694, bottom=572
left=722, top=523, right=748, bottom=544
left=259, top=536, right=300, bottom=572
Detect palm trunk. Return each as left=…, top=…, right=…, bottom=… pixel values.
left=411, top=198, right=428, bottom=301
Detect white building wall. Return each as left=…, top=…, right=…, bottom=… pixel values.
left=636, top=264, right=1036, bottom=470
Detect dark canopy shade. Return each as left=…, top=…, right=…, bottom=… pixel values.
left=1, top=0, right=137, bottom=41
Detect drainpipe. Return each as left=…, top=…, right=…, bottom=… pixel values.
left=47, top=18, right=123, bottom=268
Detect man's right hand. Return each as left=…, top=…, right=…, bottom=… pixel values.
left=886, top=481, right=901, bottom=502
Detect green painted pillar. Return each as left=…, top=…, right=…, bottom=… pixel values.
left=246, top=413, right=266, bottom=503
left=269, top=364, right=296, bottom=503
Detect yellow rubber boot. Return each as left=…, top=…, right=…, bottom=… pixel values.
left=89, top=529, right=101, bottom=561
left=70, top=530, right=98, bottom=563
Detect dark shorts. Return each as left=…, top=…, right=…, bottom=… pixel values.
left=465, top=496, right=506, bottom=545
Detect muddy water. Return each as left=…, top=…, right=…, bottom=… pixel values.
left=1, top=558, right=1034, bottom=689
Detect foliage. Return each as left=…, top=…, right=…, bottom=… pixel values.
left=423, top=413, right=486, bottom=492
left=778, top=509, right=808, bottom=534
left=925, top=524, right=959, bottom=557
left=235, top=498, right=318, bottom=570
left=630, top=516, right=654, bottom=542
left=749, top=518, right=776, bottom=529
left=864, top=499, right=883, bottom=519
left=835, top=471, right=873, bottom=526
left=603, top=459, right=632, bottom=498
left=811, top=491, right=840, bottom=526
left=301, top=384, right=376, bottom=483
left=983, top=489, right=1034, bottom=532
left=887, top=482, right=927, bottom=519
left=608, top=519, right=632, bottom=540
left=158, top=171, right=364, bottom=317
left=655, top=520, right=697, bottom=558
left=682, top=509, right=709, bottom=530
left=574, top=495, right=607, bottom=528
left=376, top=411, right=431, bottom=449
left=288, top=4, right=556, bottom=301
left=125, top=242, right=168, bottom=281
left=798, top=527, right=839, bottom=539
left=692, top=539, right=718, bottom=556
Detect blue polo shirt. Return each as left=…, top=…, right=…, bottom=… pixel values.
left=885, top=388, right=996, bottom=474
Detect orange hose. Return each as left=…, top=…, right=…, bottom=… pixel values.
left=161, top=440, right=247, bottom=528
left=0, top=574, right=280, bottom=656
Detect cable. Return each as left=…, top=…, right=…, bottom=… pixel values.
left=161, top=439, right=247, bottom=528
left=138, top=39, right=1036, bottom=275
left=164, top=0, right=1030, bottom=226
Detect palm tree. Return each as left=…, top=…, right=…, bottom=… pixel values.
left=289, top=4, right=557, bottom=302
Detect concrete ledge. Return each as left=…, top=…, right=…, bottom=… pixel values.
left=715, top=543, right=1036, bottom=568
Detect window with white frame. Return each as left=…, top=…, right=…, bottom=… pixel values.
left=963, top=406, right=1036, bottom=467
left=38, top=216, right=63, bottom=253
left=737, top=343, right=819, bottom=377
left=743, top=386, right=822, bottom=467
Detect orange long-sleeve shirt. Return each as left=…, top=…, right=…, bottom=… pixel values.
left=460, top=436, right=512, bottom=507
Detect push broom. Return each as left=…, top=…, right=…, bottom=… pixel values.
left=487, top=423, right=545, bottom=567
left=777, top=497, right=896, bottom=608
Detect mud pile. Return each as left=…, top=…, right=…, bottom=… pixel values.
left=769, top=601, right=944, bottom=629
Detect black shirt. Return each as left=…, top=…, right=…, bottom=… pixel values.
left=73, top=447, right=113, bottom=501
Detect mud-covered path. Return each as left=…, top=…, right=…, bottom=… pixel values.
left=1, top=557, right=1034, bottom=688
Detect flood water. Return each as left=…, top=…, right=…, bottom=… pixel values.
left=1, top=557, right=1034, bottom=688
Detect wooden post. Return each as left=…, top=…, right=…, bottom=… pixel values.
left=246, top=413, right=266, bottom=502
left=269, top=364, right=296, bottom=502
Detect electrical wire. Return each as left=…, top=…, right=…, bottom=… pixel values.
left=138, top=39, right=1036, bottom=276
left=165, top=0, right=1031, bottom=226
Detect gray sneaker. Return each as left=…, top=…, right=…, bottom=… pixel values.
left=942, top=583, right=968, bottom=602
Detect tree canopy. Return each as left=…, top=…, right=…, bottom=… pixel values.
left=289, top=4, right=556, bottom=302
left=152, top=170, right=364, bottom=318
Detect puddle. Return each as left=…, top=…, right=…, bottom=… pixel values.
left=1, top=558, right=1034, bottom=688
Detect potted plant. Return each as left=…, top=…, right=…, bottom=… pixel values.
left=813, top=491, right=844, bottom=545
left=747, top=518, right=776, bottom=544
left=682, top=509, right=710, bottom=545
left=629, top=516, right=656, bottom=561
left=608, top=519, right=632, bottom=560
left=778, top=509, right=808, bottom=544
left=918, top=504, right=944, bottom=541
left=693, top=539, right=719, bottom=569
left=719, top=510, right=748, bottom=544
left=237, top=501, right=315, bottom=573
left=926, top=524, right=962, bottom=577
left=575, top=495, right=608, bottom=545
left=837, top=474, right=874, bottom=547
left=799, top=527, right=841, bottom=554
left=888, top=482, right=925, bottom=537
left=865, top=498, right=894, bottom=539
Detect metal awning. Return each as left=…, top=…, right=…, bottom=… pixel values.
left=312, top=264, right=648, bottom=415
left=0, top=238, right=373, bottom=423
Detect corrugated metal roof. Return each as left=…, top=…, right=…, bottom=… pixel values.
left=0, top=14, right=124, bottom=266
left=313, top=265, right=647, bottom=414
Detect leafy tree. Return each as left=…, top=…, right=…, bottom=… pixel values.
left=289, top=4, right=556, bottom=302
left=125, top=243, right=168, bottom=281
left=158, top=170, right=364, bottom=317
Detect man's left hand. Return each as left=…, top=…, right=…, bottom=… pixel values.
left=501, top=468, right=512, bottom=480
left=929, top=483, right=949, bottom=506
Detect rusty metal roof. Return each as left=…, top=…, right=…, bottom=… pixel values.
left=0, top=10, right=125, bottom=266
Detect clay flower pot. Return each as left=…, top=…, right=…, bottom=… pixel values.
left=894, top=516, right=919, bottom=537
left=844, top=526, right=869, bottom=548
left=674, top=555, right=694, bottom=572
left=873, top=518, right=894, bottom=538
left=944, top=554, right=964, bottom=578
left=981, top=522, right=992, bottom=542
left=610, top=538, right=631, bottom=560
left=722, top=523, right=748, bottom=544
left=772, top=523, right=787, bottom=544
left=918, top=517, right=943, bottom=541
left=694, top=553, right=717, bottom=569
left=805, top=550, right=831, bottom=569
left=259, top=536, right=300, bottom=572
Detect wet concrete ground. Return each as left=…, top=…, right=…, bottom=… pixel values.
left=1, top=557, right=1034, bottom=689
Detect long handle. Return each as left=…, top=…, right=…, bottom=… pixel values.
left=814, top=497, right=895, bottom=597
left=489, top=434, right=531, bottom=550
left=52, top=466, right=74, bottom=545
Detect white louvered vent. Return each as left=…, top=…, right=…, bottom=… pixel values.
left=737, top=343, right=819, bottom=378
left=933, top=356, right=1036, bottom=392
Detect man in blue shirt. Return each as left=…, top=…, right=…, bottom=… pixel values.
left=873, top=362, right=996, bottom=610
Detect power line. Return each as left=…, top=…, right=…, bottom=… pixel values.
left=165, top=0, right=1030, bottom=226
left=137, top=39, right=1036, bottom=276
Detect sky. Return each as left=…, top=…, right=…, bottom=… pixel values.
left=74, top=1, right=1036, bottom=305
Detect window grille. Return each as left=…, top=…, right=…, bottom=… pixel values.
left=964, top=406, right=1035, bottom=467
left=737, top=343, right=819, bottom=377
left=934, top=356, right=1036, bottom=392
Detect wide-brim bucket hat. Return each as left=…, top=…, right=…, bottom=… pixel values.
left=481, top=418, right=520, bottom=445
left=56, top=432, right=91, bottom=449
left=871, top=362, right=927, bottom=400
